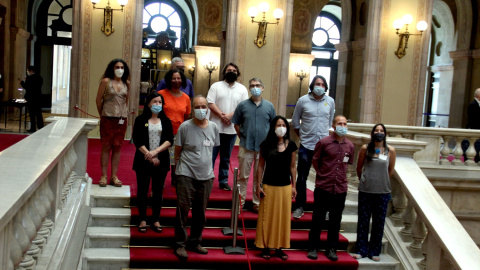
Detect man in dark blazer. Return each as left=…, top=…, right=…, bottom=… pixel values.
left=465, top=88, right=480, bottom=162
left=19, top=66, right=44, bottom=132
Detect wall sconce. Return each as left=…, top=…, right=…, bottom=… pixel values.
left=90, top=0, right=128, bottom=36
left=203, top=61, right=218, bottom=87
left=248, top=2, right=284, bottom=48
left=161, top=59, right=171, bottom=69
left=393, top=14, right=428, bottom=59
left=295, top=66, right=309, bottom=100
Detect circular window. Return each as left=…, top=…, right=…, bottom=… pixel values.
left=312, top=29, right=328, bottom=46
left=151, top=16, right=168, bottom=33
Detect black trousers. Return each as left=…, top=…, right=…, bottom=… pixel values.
left=27, top=102, right=44, bottom=130
left=308, top=188, right=347, bottom=251
left=135, top=167, right=168, bottom=222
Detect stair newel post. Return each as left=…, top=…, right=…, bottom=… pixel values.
left=465, top=137, right=478, bottom=166
left=408, top=215, right=427, bottom=258
left=390, top=176, right=407, bottom=226
left=451, top=136, right=464, bottom=165
left=222, top=168, right=243, bottom=236
left=439, top=136, right=452, bottom=165
left=223, top=169, right=245, bottom=255
left=400, top=199, right=416, bottom=242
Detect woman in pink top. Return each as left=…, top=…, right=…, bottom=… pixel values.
left=95, top=58, right=130, bottom=187
left=157, top=69, right=191, bottom=185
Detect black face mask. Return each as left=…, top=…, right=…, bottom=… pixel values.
left=225, top=72, right=238, bottom=82
left=373, top=133, right=385, bottom=142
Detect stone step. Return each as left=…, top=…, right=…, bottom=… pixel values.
left=81, top=247, right=399, bottom=270
left=85, top=227, right=130, bottom=248
left=341, top=232, right=389, bottom=254
left=89, top=185, right=130, bottom=208
left=81, top=248, right=129, bottom=270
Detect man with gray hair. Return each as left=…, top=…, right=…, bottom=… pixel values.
left=156, top=57, right=194, bottom=99
left=232, top=78, right=276, bottom=212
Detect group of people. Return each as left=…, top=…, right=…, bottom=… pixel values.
left=95, top=57, right=397, bottom=262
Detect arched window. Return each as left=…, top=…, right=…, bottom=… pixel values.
left=311, top=12, right=341, bottom=99
left=47, top=0, right=73, bottom=39
left=143, top=1, right=186, bottom=48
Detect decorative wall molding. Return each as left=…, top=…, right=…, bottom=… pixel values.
left=335, top=41, right=353, bottom=52
left=449, top=49, right=473, bottom=59
left=351, top=39, right=366, bottom=50
left=80, top=1, right=92, bottom=119
left=428, top=64, right=454, bottom=72
left=373, top=0, right=390, bottom=123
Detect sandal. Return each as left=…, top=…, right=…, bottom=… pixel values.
left=99, top=176, right=108, bottom=187
left=352, top=254, right=363, bottom=259
left=261, top=248, right=270, bottom=260
left=138, top=221, right=148, bottom=233
left=371, top=256, right=380, bottom=262
left=110, top=176, right=122, bottom=187
left=275, top=249, right=288, bottom=261
left=151, top=221, right=163, bottom=233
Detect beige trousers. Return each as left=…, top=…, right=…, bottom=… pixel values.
left=237, top=146, right=260, bottom=208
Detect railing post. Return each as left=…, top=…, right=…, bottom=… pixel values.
left=465, top=137, right=478, bottom=166
left=451, top=136, right=464, bottom=165
left=440, top=136, right=452, bottom=165
left=408, top=216, right=427, bottom=258
left=390, top=177, right=407, bottom=226
left=400, top=200, right=415, bottom=242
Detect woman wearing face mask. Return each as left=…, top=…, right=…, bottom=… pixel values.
left=95, top=58, right=130, bottom=187
left=255, top=115, right=297, bottom=260
left=157, top=69, right=191, bottom=186
left=132, top=92, right=173, bottom=233
left=353, top=123, right=396, bottom=261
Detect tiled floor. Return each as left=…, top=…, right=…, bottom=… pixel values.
left=0, top=99, right=68, bottom=134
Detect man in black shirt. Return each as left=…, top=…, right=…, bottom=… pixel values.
left=19, top=66, right=44, bottom=132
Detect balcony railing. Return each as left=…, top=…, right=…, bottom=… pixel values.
left=0, top=117, right=97, bottom=270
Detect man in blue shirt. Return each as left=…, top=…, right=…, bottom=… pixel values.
left=291, top=75, right=335, bottom=219
left=156, top=57, right=194, bottom=99
left=232, top=78, right=276, bottom=212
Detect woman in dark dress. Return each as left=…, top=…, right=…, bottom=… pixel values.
left=132, top=92, right=174, bottom=233
left=255, top=115, right=297, bottom=260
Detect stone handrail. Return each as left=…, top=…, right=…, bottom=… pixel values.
left=346, top=130, right=480, bottom=269
left=0, top=117, right=97, bottom=270
left=348, top=123, right=480, bottom=167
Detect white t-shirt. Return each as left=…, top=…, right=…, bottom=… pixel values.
left=206, top=80, right=248, bottom=134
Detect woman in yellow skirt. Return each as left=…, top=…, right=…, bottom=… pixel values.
left=255, top=115, right=297, bottom=260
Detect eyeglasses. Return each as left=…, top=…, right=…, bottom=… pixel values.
left=249, top=84, right=262, bottom=88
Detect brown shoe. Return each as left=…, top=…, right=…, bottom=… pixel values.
left=110, top=176, right=122, bottom=187
left=187, top=244, right=208, bottom=254
left=99, top=176, right=108, bottom=187
left=174, top=247, right=188, bottom=260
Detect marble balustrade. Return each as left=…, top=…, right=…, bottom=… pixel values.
left=348, top=123, right=480, bottom=166
left=346, top=130, right=480, bottom=269
left=0, top=117, right=98, bottom=270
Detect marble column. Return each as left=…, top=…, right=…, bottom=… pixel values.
left=10, top=27, right=30, bottom=100
left=448, top=50, right=473, bottom=128
left=334, top=41, right=353, bottom=116
left=277, top=0, right=294, bottom=116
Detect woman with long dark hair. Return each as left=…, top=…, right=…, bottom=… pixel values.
left=353, top=123, right=396, bottom=261
left=255, top=115, right=297, bottom=260
left=132, top=92, right=173, bottom=232
left=157, top=69, right=191, bottom=186
left=95, top=58, right=130, bottom=187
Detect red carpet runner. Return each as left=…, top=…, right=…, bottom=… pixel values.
left=1, top=135, right=358, bottom=269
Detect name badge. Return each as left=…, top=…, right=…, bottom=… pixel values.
left=343, top=156, right=349, bottom=163
left=203, top=139, right=211, bottom=146
left=379, top=154, right=387, bottom=160
left=118, top=119, right=124, bottom=125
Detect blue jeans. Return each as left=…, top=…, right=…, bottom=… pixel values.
left=212, top=133, right=237, bottom=185
left=296, top=144, right=314, bottom=209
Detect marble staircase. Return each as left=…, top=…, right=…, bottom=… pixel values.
left=80, top=182, right=400, bottom=270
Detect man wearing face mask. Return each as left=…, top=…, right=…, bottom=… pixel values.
left=173, top=95, right=220, bottom=260
left=231, top=78, right=276, bottom=212
left=291, top=75, right=335, bottom=219
left=19, top=66, right=44, bottom=133
left=207, top=63, right=249, bottom=191
left=307, top=115, right=354, bottom=261
left=156, top=57, right=194, bottom=100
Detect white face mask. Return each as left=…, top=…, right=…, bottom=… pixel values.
left=275, top=127, right=287, bottom=137
left=194, top=109, right=207, bottom=120
left=114, top=69, right=124, bottom=78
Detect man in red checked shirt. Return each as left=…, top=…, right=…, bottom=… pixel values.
left=306, top=115, right=354, bottom=262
